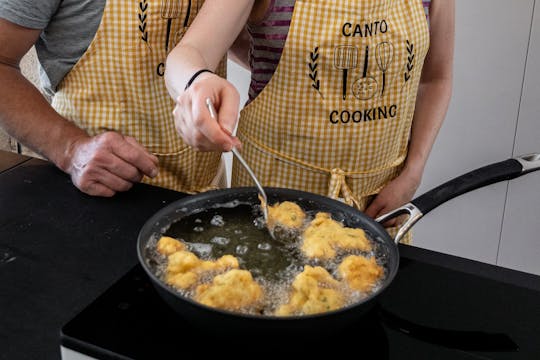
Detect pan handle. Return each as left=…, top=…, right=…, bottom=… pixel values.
left=376, top=153, right=540, bottom=243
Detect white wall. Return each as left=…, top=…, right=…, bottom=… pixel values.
left=498, top=2, right=540, bottom=275
left=413, top=0, right=535, bottom=267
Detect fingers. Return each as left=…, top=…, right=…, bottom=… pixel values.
left=125, top=136, right=159, bottom=166
left=364, top=197, right=385, bottom=219
left=75, top=166, right=135, bottom=197
left=174, top=76, right=240, bottom=152
left=364, top=174, right=421, bottom=228
left=81, top=182, right=116, bottom=198
left=193, top=94, right=236, bottom=152
left=215, top=87, right=242, bottom=149
left=110, top=135, right=159, bottom=178
left=364, top=195, right=399, bottom=227
left=68, top=132, right=160, bottom=197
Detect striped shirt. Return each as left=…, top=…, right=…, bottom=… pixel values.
left=246, top=0, right=431, bottom=102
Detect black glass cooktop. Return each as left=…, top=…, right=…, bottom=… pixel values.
left=61, top=247, right=540, bottom=359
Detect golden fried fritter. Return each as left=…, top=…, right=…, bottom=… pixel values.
left=165, top=250, right=239, bottom=290
left=199, top=255, right=239, bottom=272
left=275, top=265, right=344, bottom=316
left=156, top=236, right=186, bottom=256
left=195, top=269, right=263, bottom=310
left=156, top=210, right=384, bottom=316
left=267, top=201, right=306, bottom=230
left=301, top=212, right=371, bottom=259
left=338, top=255, right=384, bottom=293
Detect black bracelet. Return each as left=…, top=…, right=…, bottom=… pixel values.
left=184, top=69, right=214, bottom=90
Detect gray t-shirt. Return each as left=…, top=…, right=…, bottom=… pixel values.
left=0, top=0, right=106, bottom=96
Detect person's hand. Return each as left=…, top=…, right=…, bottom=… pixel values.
left=173, top=73, right=241, bottom=152
left=65, top=132, right=159, bottom=197
left=364, top=170, right=422, bottom=227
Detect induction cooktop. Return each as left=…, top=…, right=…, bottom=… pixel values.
left=60, top=248, right=540, bottom=360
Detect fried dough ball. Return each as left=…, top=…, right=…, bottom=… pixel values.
left=267, top=201, right=306, bottom=230
left=156, top=236, right=186, bottom=256
left=195, top=269, right=263, bottom=310
left=199, top=255, right=239, bottom=272
left=301, top=212, right=371, bottom=260
left=338, top=255, right=384, bottom=293
left=165, top=250, right=239, bottom=290
left=276, top=266, right=344, bottom=316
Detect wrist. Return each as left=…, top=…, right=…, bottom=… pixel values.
left=54, top=125, right=90, bottom=174
left=184, top=69, right=214, bottom=90
left=400, top=160, right=424, bottom=185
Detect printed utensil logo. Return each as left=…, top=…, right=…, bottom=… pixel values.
left=352, top=45, right=378, bottom=100
left=334, top=46, right=359, bottom=100
left=376, top=42, right=394, bottom=97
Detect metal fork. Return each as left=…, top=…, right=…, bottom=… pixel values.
left=205, top=98, right=271, bottom=226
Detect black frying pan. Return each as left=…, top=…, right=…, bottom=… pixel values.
left=137, top=154, right=540, bottom=334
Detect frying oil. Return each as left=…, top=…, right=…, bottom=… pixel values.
left=146, top=202, right=387, bottom=316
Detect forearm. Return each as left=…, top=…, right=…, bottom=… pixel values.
left=165, top=44, right=216, bottom=101
left=228, top=26, right=251, bottom=71
left=403, top=0, right=454, bottom=181
left=164, top=0, right=255, bottom=100
left=364, top=78, right=451, bottom=220
left=404, top=77, right=453, bottom=179
left=0, top=64, right=88, bottom=171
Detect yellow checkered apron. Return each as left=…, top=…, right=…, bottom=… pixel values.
left=52, top=0, right=226, bottom=193
left=233, top=0, right=429, bottom=243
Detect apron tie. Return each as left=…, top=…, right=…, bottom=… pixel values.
left=328, top=168, right=362, bottom=209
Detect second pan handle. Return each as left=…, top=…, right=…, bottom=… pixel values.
left=376, top=153, right=540, bottom=243
left=411, top=158, right=522, bottom=215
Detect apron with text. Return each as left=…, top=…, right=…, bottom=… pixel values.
left=52, top=0, right=226, bottom=193
left=233, top=0, right=429, bottom=243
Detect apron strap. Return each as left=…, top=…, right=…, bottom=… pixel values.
left=328, top=168, right=362, bottom=209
